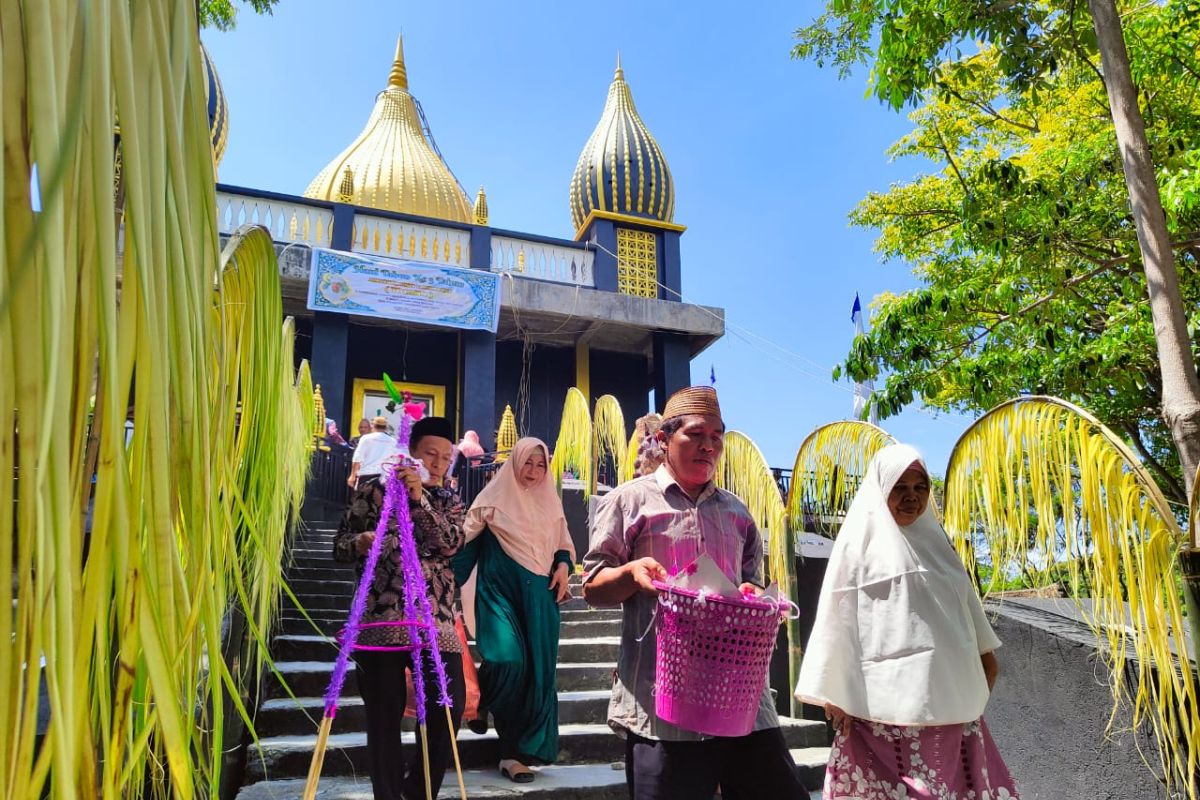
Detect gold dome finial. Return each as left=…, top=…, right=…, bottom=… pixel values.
left=388, top=34, right=409, bottom=91
left=304, top=34, right=471, bottom=223
left=615, top=52, right=624, bottom=81
left=336, top=167, right=355, bottom=203
left=473, top=186, right=489, bottom=225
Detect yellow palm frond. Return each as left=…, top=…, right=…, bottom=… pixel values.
left=550, top=388, right=592, bottom=490
left=715, top=432, right=787, bottom=583
left=592, top=394, right=627, bottom=493
left=1, top=7, right=308, bottom=796
left=784, top=421, right=897, bottom=539
left=620, top=427, right=642, bottom=484
left=943, top=397, right=1197, bottom=797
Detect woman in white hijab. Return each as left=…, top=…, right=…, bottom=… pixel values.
left=453, top=438, right=575, bottom=784
left=795, top=444, right=1019, bottom=799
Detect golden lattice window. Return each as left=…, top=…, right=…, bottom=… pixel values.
left=616, top=228, right=658, bottom=299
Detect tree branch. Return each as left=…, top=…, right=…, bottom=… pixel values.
left=931, top=122, right=972, bottom=196
left=1119, top=420, right=1187, bottom=504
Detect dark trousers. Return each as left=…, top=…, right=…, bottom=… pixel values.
left=625, top=727, right=805, bottom=800
left=355, top=650, right=465, bottom=800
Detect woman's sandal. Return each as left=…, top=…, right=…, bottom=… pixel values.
left=498, top=759, right=535, bottom=783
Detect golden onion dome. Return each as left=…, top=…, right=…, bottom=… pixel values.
left=304, top=36, right=471, bottom=223
left=201, top=42, right=229, bottom=170
left=570, top=57, right=675, bottom=232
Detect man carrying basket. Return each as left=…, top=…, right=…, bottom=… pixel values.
left=583, top=386, right=804, bottom=799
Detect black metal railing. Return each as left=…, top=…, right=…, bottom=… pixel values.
left=456, top=454, right=503, bottom=507
left=307, top=446, right=355, bottom=507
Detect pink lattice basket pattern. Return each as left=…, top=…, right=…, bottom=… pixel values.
left=652, top=581, right=784, bottom=737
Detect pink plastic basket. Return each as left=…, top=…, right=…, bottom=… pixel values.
left=652, top=581, right=784, bottom=737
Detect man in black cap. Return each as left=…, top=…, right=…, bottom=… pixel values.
left=333, top=416, right=467, bottom=800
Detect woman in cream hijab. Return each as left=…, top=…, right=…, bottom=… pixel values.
left=454, top=438, right=575, bottom=783
left=796, top=444, right=1019, bottom=799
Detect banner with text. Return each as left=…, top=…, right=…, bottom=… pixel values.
left=307, top=247, right=500, bottom=332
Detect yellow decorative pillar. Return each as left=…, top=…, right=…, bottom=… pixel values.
left=575, top=340, right=591, bottom=402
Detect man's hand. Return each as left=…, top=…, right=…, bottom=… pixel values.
left=355, top=532, right=375, bottom=557
left=346, top=476, right=357, bottom=488
left=628, top=557, right=667, bottom=595
left=396, top=465, right=423, bottom=502
left=824, top=702, right=851, bottom=737
left=549, top=563, right=571, bottom=603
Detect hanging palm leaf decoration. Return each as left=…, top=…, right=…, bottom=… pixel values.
left=784, top=421, right=897, bottom=539
left=550, top=388, right=592, bottom=490
left=714, top=432, right=787, bottom=584
left=592, top=394, right=627, bottom=494
left=943, top=396, right=1198, bottom=798
left=0, top=4, right=310, bottom=797
left=620, top=425, right=643, bottom=484
left=780, top=421, right=896, bottom=715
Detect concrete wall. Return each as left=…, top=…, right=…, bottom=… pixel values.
left=984, top=607, right=1168, bottom=799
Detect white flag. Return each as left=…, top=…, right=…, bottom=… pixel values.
left=851, top=293, right=878, bottom=425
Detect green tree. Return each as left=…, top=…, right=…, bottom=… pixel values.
left=199, top=0, right=278, bottom=30
left=798, top=1, right=1200, bottom=506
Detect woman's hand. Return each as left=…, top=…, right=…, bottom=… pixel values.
left=396, top=465, right=424, bottom=502
left=355, top=532, right=375, bottom=557
left=981, top=650, right=999, bottom=691
left=549, top=563, right=571, bottom=604
left=824, top=703, right=851, bottom=737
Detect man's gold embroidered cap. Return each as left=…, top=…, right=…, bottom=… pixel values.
left=662, top=386, right=722, bottom=423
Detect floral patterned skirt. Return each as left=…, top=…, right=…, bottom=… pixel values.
left=824, top=718, right=1019, bottom=800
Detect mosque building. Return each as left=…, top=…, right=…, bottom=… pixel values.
left=209, top=36, right=724, bottom=448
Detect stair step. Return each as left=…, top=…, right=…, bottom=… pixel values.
left=236, top=765, right=630, bottom=799
left=268, top=661, right=617, bottom=699
left=271, top=634, right=622, bottom=664
left=256, top=689, right=613, bottom=737
left=791, top=746, right=831, bottom=790
left=237, top=770, right=824, bottom=800
left=560, top=609, right=621, bottom=623
left=242, top=718, right=827, bottom=784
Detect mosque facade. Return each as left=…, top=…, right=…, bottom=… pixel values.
left=209, top=36, right=724, bottom=448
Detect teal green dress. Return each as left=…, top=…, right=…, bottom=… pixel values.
left=454, top=529, right=573, bottom=764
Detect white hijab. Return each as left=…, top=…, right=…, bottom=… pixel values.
left=794, top=444, right=1001, bottom=726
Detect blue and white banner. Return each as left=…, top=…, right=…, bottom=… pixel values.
left=307, top=248, right=500, bottom=332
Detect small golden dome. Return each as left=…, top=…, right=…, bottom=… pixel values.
left=304, top=36, right=471, bottom=223
left=473, top=186, right=489, bottom=225
left=570, top=56, right=675, bottom=232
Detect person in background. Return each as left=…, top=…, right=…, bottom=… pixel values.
left=582, top=386, right=804, bottom=800
left=454, top=438, right=574, bottom=784
left=332, top=417, right=465, bottom=800
left=795, top=443, right=1019, bottom=799
left=348, top=417, right=372, bottom=449
left=336, top=417, right=397, bottom=552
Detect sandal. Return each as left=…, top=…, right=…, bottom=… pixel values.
left=499, top=759, right=534, bottom=783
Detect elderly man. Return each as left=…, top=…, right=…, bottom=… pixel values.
left=583, top=386, right=803, bottom=800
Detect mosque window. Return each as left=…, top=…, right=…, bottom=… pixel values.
left=616, top=228, right=658, bottom=299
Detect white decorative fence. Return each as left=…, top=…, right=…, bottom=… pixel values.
left=216, top=191, right=334, bottom=247
left=490, top=235, right=594, bottom=287
left=351, top=214, right=470, bottom=267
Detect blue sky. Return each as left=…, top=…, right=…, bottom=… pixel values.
left=205, top=0, right=977, bottom=473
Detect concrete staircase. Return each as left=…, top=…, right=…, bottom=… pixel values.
left=236, top=519, right=829, bottom=799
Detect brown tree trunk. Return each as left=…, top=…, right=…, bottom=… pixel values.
left=1088, top=0, right=1200, bottom=525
